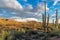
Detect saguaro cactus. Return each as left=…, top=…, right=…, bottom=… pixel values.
left=44, top=1, right=46, bottom=26
left=42, top=13, right=46, bottom=32
left=53, top=19, right=54, bottom=26
left=47, top=14, right=50, bottom=32
left=42, top=1, right=47, bottom=32
left=47, top=14, right=50, bottom=26
left=55, top=9, right=58, bottom=29
left=44, top=1, right=47, bottom=32
left=42, top=14, right=44, bottom=27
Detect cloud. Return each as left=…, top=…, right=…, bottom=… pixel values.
left=46, top=5, right=49, bottom=11
left=10, top=16, right=39, bottom=22
left=58, top=19, right=60, bottom=23
left=24, top=4, right=33, bottom=10
left=10, top=3, right=47, bottom=18
left=49, top=18, right=60, bottom=23
left=0, top=0, right=23, bottom=10
left=52, top=14, right=56, bottom=17
left=49, top=18, right=55, bottom=23
left=23, top=0, right=27, bottom=2
left=36, top=3, right=49, bottom=12
left=53, top=0, right=60, bottom=6
left=26, top=4, right=33, bottom=10
left=0, top=0, right=50, bottom=22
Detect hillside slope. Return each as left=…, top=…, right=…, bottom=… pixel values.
left=0, top=18, right=53, bottom=30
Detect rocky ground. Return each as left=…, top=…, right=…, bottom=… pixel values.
left=15, top=30, right=60, bottom=40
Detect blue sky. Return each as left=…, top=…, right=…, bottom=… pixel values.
left=0, top=0, right=60, bottom=23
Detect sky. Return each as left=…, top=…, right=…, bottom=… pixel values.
left=0, top=0, right=60, bottom=23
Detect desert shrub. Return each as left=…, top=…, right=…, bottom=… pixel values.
left=49, top=28, right=60, bottom=37
left=0, top=29, right=16, bottom=40
left=17, top=28, right=25, bottom=34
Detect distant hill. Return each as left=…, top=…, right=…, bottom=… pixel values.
left=0, top=18, right=53, bottom=30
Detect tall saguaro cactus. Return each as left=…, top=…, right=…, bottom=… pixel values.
left=43, top=1, right=47, bottom=32
left=44, top=1, right=46, bottom=26
left=55, top=9, right=58, bottom=29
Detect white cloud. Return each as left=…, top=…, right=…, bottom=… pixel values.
left=0, top=0, right=50, bottom=22
left=49, top=19, right=60, bottom=23
left=0, top=0, right=23, bottom=10
left=37, top=3, right=49, bottom=12
left=24, top=4, right=33, bottom=10
left=10, top=16, right=39, bottom=22
left=52, top=14, right=56, bottom=17
left=49, top=19, right=53, bottom=23
left=10, top=16, right=59, bottom=23
left=27, top=4, right=33, bottom=9
left=0, top=0, right=49, bottom=18
left=34, top=13, right=42, bottom=17
left=49, top=18, right=55, bottom=23
left=53, top=0, right=60, bottom=6
left=58, top=19, right=60, bottom=23
left=23, top=0, right=27, bottom=2
left=46, top=5, right=49, bottom=11
left=25, top=18, right=39, bottom=22
left=46, top=18, right=60, bottom=23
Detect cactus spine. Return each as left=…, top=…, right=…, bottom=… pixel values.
left=55, top=9, right=58, bottom=29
